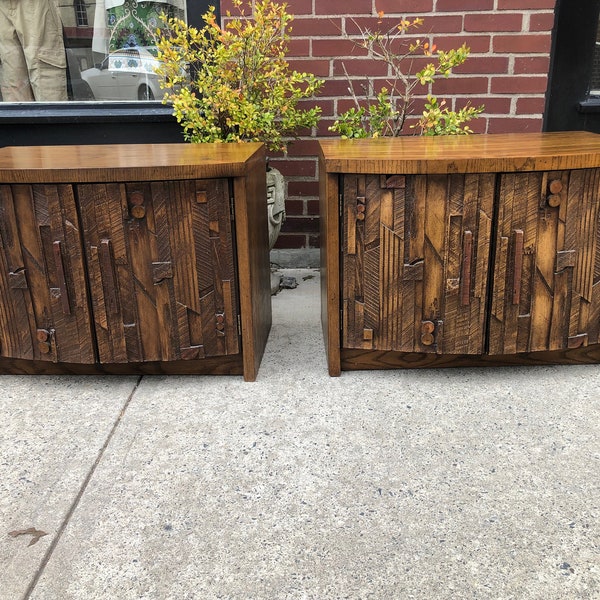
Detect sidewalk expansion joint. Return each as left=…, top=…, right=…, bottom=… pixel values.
left=21, top=375, right=144, bottom=600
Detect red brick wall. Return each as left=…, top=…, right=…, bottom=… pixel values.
left=221, top=0, right=557, bottom=250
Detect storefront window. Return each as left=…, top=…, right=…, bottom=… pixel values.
left=0, top=0, right=188, bottom=103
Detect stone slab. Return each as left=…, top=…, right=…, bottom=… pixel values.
left=1, top=376, right=139, bottom=599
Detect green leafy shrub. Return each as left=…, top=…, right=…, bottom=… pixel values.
left=156, top=0, right=323, bottom=151
left=330, top=14, right=483, bottom=138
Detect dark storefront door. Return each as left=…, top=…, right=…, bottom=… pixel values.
left=545, top=0, right=600, bottom=133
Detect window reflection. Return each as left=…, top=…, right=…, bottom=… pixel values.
left=74, top=0, right=89, bottom=26
left=0, top=0, right=186, bottom=102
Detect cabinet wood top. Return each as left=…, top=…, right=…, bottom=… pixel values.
left=0, top=142, right=265, bottom=183
left=319, top=132, right=600, bottom=174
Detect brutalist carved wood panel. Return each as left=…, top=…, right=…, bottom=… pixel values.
left=78, top=178, right=240, bottom=364
left=489, top=168, right=600, bottom=355
left=0, top=184, right=95, bottom=363
left=342, top=173, right=494, bottom=354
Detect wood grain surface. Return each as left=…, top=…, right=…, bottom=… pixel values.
left=319, top=131, right=600, bottom=174
left=0, top=143, right=265, bottom=183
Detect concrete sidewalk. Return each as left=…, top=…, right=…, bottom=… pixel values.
left=1, top=269, right=599, bottom=600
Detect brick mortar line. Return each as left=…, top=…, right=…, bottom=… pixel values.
left=307, top=11, right=553, bottom=18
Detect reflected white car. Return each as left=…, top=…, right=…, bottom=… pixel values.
left=81, top=47, right=163, bottom=101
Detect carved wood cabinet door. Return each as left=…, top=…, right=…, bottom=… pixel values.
left=342, top=173, right=495, bottom=354
left=489, top=169, right=600, bottom=355
left=78, top=178, right=240, bottom=364
left=0, top=184, right=95, bottom=363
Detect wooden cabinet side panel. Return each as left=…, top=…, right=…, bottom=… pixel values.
left=319, top=163, right=341, bottom=376
left=0, top=184, right=94, bottom=363
left=233, top=151, right=272, bottom=381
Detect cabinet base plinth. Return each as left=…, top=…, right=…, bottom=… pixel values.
left=339, top=344, right=600, bottom=372
left=0, top=355, right=246, bottom=379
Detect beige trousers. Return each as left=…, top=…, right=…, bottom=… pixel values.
left=0, top=0, right=67, bottom=101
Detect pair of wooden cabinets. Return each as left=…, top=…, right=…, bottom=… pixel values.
left=3, top=134, right=600, bottom=379
left=0, top=143, right=271, bottom=381
left=320, top=132, right=600, bottom=375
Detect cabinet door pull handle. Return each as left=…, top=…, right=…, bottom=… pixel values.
left=460, top=230, right=473, bottom=306
left=53, top=241, right=71, bottom=315
left=99, top=239, right=119, bottom=316
left=512, top=229, right=524, bottom=305
left=421, top=321, right=436, bottom=346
